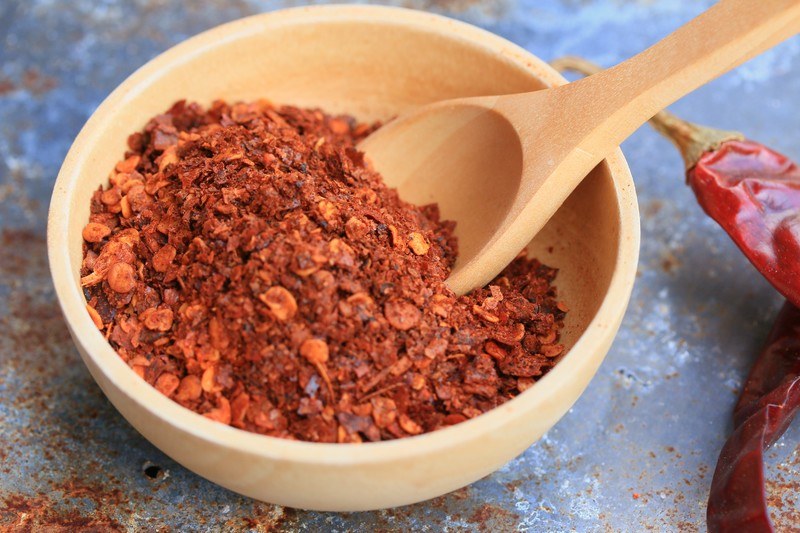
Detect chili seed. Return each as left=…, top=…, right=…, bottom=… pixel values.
left=300, top=339, right=329, bottom=365
left=155, top=373, right=180, bottom=397
left=152, top=244, right=176, bottom=273
left=259, top=286, right=298, bottom=321
left=175, top=375, right=202, bottom=402
left=82, top=222, right=111, bottom=243
left=144, top=308, right=174, bottom=332
left=407, top=232, right=430, bottom=255
left=384, top=299, right=422, bottom=331
left=106, top=262, right=136, bottom=293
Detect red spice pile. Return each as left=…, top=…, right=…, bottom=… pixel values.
left=81, top=100, right=566, bottom=443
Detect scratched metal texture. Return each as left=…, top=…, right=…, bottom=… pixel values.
left=1, top=0, right=799, bottom=530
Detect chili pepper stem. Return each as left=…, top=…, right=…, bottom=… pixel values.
left=648, top=110, right=743, bottom=171
left=360, top=382, right=403, bottom=404
left=551, top=56, right=745, bottom=170
left=316, top=362, right=336, bottom=404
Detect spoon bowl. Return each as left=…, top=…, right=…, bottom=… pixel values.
left=361, top=99, right=524, bottom=278
left=47, top=6, right=639, bottom=511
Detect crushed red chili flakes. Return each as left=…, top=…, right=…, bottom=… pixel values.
left=80, top=99, right=567, bottom=443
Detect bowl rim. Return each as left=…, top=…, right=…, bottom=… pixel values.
left=47, top=4, right=640, bottom=465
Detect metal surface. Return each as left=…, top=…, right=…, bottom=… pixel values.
left=1, top=0, right=799, bottom=530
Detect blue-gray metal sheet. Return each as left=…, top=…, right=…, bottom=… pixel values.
left=1, top=0, right=799, bottom=530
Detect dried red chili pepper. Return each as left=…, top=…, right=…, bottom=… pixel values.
left=551, top=56, right=800, bottom=307
left=650, top=119, right=800, bottom=310
left=708, top=301, right=800, bottom=532
left=551, top=56, right=800, bottom=532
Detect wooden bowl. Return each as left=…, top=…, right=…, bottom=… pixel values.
left=47, top=5, right=639, bottom=511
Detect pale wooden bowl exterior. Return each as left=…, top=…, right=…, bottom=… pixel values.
left=47, top=5, right=640, bottom=511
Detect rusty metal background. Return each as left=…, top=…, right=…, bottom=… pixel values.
left=1, top=0, right=799, bottom=530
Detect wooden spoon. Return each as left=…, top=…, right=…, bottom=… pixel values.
left=361, top=0, right=800, bottom=295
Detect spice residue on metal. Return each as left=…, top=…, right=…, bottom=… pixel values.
left=2, top=0, right=799, bottom=529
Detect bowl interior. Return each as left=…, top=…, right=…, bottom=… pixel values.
left=50, top=6, right=636, bottom=511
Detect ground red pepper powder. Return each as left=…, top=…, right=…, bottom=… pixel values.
left=80, top=99, right=567, bottom=443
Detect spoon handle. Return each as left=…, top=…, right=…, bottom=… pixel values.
left=550, top=0, right=800, bottom=159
